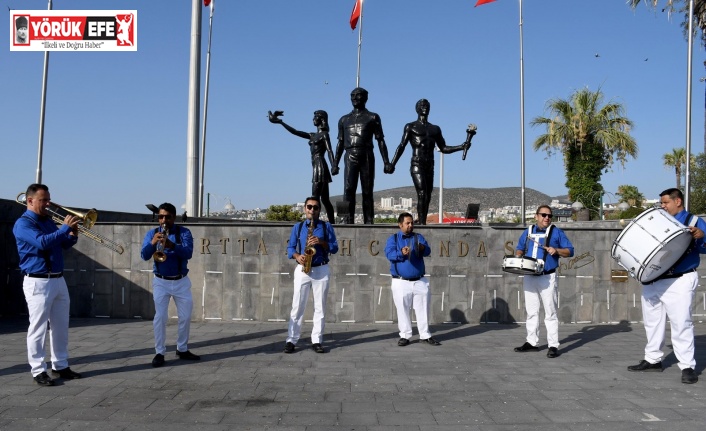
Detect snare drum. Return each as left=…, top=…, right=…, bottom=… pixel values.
left=502, top=255, right=544, bottom=275
left=611, top=207, right=692, bottom=283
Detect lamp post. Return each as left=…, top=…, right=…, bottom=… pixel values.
left=571, top=191, right=628, bottom=220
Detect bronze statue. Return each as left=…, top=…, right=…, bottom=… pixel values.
left=389, top=99, right=476, bottom=225
left=333, top=87, right=393, bottom=224
left=268, top=110, right=336, bottom=222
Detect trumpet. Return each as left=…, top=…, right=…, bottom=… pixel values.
left=153, top=225, right=168, bottom=263
left=16, top=192, right=125, bottom=254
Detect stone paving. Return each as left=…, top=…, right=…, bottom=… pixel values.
left=0, top=318, right=705, bottom=430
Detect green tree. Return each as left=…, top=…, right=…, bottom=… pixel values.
left=689, top=153, right=706, bottom=213
left=265, top=204, right=302, bottom=221
left=615, top=185, right=646, bottom=219
left=617, top=184, right=645, bottom=208
left=663, top=147, right=687, bottom=190
left=629, top=1, right=706, bottom=46
left=531, top=87, right=638, bottom=220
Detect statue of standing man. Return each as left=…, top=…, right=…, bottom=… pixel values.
left=333, top=87, right=393, bottom=224
left=389, top=99, right=476, bottom=225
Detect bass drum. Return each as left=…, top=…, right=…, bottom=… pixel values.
left=611, top=207, right=692, bottom=283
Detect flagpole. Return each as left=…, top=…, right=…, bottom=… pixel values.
left=199, top=1, right=215, bottom=217
left=518, top=0, right=526, bottom=225
left=185, top=0, right=202, bottom=218
left=684, top=0, right=694, bottom=209
left=36, top=0, right=52, bottom=183
left=356, top=0, right=364, bottom=87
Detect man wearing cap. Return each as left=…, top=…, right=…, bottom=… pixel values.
left=15, top=16, right=29, bottom=44
left=13, top=183, right=82, bottom=386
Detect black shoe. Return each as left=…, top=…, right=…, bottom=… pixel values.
left=421, top=337, right=441, bottom=346
left=152, top=354, right=165, bottom=368
left=682, top=368, right=698, bottom=384
left=51, top=367, right=81, bottom=379
left=312, top=343, right=325, bottom=354
left=627, top=360, right=662, bottom=372
left=397, top=338, right=410, bottom=346
left=176, top=350, right=200, bottom=360
left=283, top=342, right=295, bottom=354
left=546, top=347, right=559, bottom=358
left=33, top=371, right=55, bottom=386
left=514, top=342, right=539, bottom=352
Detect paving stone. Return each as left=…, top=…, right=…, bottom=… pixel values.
left=0, top=319, right=704, bottom=430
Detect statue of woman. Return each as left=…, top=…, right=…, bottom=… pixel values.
left=268, top=110, right=336, bottom=222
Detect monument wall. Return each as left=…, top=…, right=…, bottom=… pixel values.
left=3, top=199, right=705, bottom=325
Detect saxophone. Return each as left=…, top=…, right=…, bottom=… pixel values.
left=302, top=220, right=316, bottom=274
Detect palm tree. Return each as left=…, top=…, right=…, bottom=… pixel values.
left=531, top=87, right=638, bottom=219
left=663, top=147, right=687, bottom=190
left=628, top=1, right=706, bottom=45
left=617, top=184, right=645, bottom=208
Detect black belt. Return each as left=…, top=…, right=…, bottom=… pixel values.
left=25, top=272, right=63, bottom=279
left=645, top=269, right=696, bottom=284
left=543, top=269, right=556, bottom=275
left=155, top=274, right=185, bottom=280
left=392, top=275, right=422, bottom=282
left=310, top=262, right=328, bottom=268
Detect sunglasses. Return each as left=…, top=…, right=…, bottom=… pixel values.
left=306, top=204, right=320, bottom=211
left=158, top=214, right=173, bottom=219
left=537, top=213, right=553, bottom=219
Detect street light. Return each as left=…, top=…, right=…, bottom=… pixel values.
left=571, top=191, right=627, bottom=220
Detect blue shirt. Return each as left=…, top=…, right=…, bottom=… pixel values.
left=385, top=231, right=431, bottom=279
left=140, top=225, right=194, bottom=276
left=287, top=220, right=338, bottom=265
left=670, top=209, right=706, bottom=273
left=13, top=210, right=78, bottom=274
left=516, top=225, right=574, bottom=272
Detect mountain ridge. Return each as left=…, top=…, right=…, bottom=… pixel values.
left=330, top=186, right=565, bottom=213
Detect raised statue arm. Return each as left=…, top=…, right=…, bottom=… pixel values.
left=268, top=110, right=309, bottom=140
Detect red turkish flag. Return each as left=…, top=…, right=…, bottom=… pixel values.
left=204, top=0, right=211, bottom=6
left=475, top=0, right=497, bottom=6
left=350, top=0, right=362, bottom=30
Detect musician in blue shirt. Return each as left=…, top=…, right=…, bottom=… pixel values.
left=628, top=188, right=705, bottom=384
left=384, top=212, right=440, bottom=346
left=514, top=205, right=573, bottom=358
left=13, top=183, right=81, bottom=386
left=140, top=202, right=199, bottom=367
left=284, top=196, right=338, bottom=354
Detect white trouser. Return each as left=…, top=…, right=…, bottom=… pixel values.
left=641, top=271, right=697, bottom=370
left=391, top=277, right=431, bottom=340
left=22, top=276, right=70, bottom=377
left=152, top=276, right=193, bottom=355
left=523, top=272, right=559, bottom=348
left=287, top=264, right=330, bottom=344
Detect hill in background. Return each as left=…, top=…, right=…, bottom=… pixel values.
left=330, top=186, right=561, bottom=214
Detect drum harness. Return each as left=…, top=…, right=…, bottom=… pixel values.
left=644, top=213, right=699, bottom=284
left=523, top=225, right=554, bottom=276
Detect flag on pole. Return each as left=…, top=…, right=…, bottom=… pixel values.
left=475, top=0, right=497, bottom=6
left=350, top=0, right=362, bottom=30
left=204, top=0, right=211, bottom=6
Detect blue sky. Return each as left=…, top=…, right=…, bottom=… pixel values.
left=1, top=0, right=704, bottom=214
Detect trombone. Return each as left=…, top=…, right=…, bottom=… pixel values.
left=16, top=192, right=125, bottom=255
